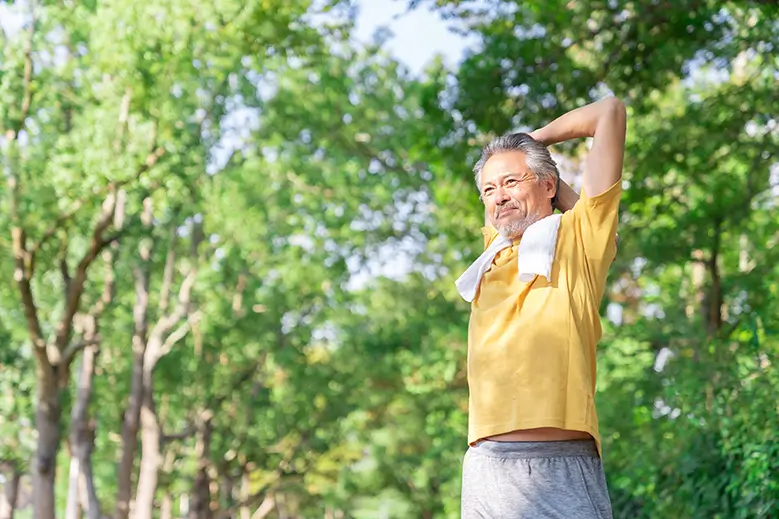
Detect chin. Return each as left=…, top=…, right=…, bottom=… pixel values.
left=497, top=223, right=529, bottom=239
left=497, top=215, right=541, bottom=239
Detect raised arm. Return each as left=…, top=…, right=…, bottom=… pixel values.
left=553, top=179, right=579, bottom=213
left=530, top=97, right=627, bottom=197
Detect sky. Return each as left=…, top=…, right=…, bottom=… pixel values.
left=353, top=0, right=474, bottom=75
left=0, top=0, right=472, bottom=287
left=0, top=3, right=25, bottom=36
left=2, top=0, right=471, bottom=76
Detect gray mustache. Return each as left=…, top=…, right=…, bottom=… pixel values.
left=496, top=203, right=522, bottom=218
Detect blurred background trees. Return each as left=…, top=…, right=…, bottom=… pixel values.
left=0, top=0, right=776, bottom=517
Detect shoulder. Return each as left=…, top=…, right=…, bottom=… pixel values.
left=571, top=179, right=623, bottom=231
left=577, top=179, right=622, bottom=213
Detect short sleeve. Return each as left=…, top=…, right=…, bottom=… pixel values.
left=570, top=179, right=622, bottom=291
left=575, top=179, right=622, bottom=230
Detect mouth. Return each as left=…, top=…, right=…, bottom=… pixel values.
left=497, top=207, right=520, bottom=218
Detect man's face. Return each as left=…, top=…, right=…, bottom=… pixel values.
left=480, top=151, right=556, bottom=239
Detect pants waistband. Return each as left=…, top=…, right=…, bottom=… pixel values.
left=469, top=439, right=599, bottom=459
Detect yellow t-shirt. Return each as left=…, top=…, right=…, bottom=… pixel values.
left=467, top=179, right=621, bottom=456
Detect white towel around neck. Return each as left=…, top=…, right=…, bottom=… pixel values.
left=455, top=214, right=562, bottom=303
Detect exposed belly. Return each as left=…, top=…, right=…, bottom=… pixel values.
left=486, top=427, right=592, bottom=442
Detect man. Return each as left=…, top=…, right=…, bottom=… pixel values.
left=456, top=97, right=626, bottom=518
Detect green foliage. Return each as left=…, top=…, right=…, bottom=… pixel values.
left=1, top=0, right=777, bottom=517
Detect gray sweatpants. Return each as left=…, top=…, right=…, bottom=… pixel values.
left=461, top=440, right=613, bottom=519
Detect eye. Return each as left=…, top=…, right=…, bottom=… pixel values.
left=504, top=178, right=518, bottom=187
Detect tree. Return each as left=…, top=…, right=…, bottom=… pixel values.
left=2, top=0, right=776, bottom=516
left=412, top=1, right=779, bottom=516
left=1, top=0, right=355, bottom=515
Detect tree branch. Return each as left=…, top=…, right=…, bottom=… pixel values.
left=60, top=240, right=72, bottom=297
left=208, top=356, right=264, bottom=412
left=29, top=133, right=161, bottom=263
left=99, top=226, right=130, bottom=248
left=59, top=337, right=102, bottom=368
left=150, top=267, right=197, bottom=342
left=89, top=248, right=117, bottom=318
left=150, top=218, right=204, bottom=343
left=12, top=227, right=46, bottom=354
left=113, top=88, right=132, bottom=153
left=160, top=423, right=197, bottom=444
left=221, top=491, right=270, bottom=519
left=6, top=71, right=46, bottom=357
left=54, top=192, right=118, bottom=353
left=157, top=314, right=195, bottom=359
left=129, top=145, right=165, bottom=186
left=250, top=495, right=276, bottom=519
left=30, top=200, right=86, bottom=258
left=158, top=227, right=178, bottom=314
left=214, top=443, right=306, bottom=519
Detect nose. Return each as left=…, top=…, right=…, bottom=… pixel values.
left=494, top=186, right=510, bottom=205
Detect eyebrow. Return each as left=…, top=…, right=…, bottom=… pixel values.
left=482, top=172, right=530, bottom=187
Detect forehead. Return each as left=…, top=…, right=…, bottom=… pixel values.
left=481, top=151, right=532, bottom=184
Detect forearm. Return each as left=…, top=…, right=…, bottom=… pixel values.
left=532, top=97, right=626, bottom=197
left=530, top=97, right=624, bottom=146
left=554, top=180, right=579, bottom=212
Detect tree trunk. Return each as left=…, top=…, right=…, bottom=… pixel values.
left=134, top=373, right=162, bottom=519
left=79, top=458, right=101, bottom=519
left=0, top=466, right=21, bottom=519
left=125, top=205, right=198, bottom=519
left=217, top=474, right=231, bottom=519
left=116, top=208, right=153, bottom=519
left=116, top=344, right=145, bottom=519
left=705, top=252, right=723, bottom=334
left=189, top=421, right=212, bottom=519
left=275, top=494, right=289, bottom=519
left=240, top=471, right=251, bottom=519
left=66, top=343, right=102, bottom=519
left=65, top=455, right=82, bottom=519
left=160, top=493, right=172, bottom=519
left=34, top=367, right=61, bottom=519
left=704, top=221, right=723, bottom=334
left=133, top=215, right=198, bottom=519
left=250, top=496, right=276, bottom=519
left=180, top=495, right=190, bottom=517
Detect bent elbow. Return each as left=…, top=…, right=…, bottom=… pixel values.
left=604, top=97, right=627, bottom=121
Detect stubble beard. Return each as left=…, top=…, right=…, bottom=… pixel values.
left=495, top=205, right=543, bottom=240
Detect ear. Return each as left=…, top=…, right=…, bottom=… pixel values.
left=543, top=176, right=557, bottom=200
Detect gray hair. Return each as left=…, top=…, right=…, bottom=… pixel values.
left=472, top=133, right=560, bottom=195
